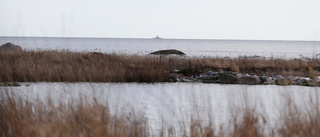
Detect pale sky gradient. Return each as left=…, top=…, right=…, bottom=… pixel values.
left=1, top=0, right=320, bottom=40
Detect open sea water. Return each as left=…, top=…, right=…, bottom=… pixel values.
left=1, top=36, right=320, bottom=58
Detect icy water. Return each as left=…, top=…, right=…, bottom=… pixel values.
left=2, top=83, right=320, bottom=135
left=1, top=36, right=320, bottom=58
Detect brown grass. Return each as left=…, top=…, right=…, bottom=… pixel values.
left=0, top=92, right=149, bottom=137
left=1, top=50, right=320, bottom=82
left=1, top=92, right=320, bottom=137
left=276, top=98, right=320, bottom=137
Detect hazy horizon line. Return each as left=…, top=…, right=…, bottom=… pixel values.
left=1, top=35, right=320, bottom=42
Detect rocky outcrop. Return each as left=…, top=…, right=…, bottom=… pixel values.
left=275, top=78, right=291, bottom=85
left=149, top=49, right=186, bottom=56
left=302, top=79, right=320, bottom=86
left=169, top=73, right=186, bottom=82
left=198, top=74, right=219, bottom=83
left=237, top=76, right=260, bottom=85
left=166, top=69, right=320, bottom=87
left=219, top=73, right=237, bottom=84
left=0, top=43, right=23, bottom=52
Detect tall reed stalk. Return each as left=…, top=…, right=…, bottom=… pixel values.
left=1, top=91, right=320, bottom=137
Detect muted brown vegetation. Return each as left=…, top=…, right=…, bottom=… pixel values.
left=0, top=92, right=149, bottom=137
left=0, top=51, right=169, bottom=82
left=1, top=92, right=320, bottom=137
left=1, top=50, right=320, bottom=82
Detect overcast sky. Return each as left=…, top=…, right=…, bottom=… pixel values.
left=1, top=0, right=320, bottom=40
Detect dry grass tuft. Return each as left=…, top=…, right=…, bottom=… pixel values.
left=228, top=108, right=266, bottom=137
left=277, top=98, right=320, bottom=137
left=0, top=51, right=170, bottom=82
left=1, top=92, right=320, bottom=137
left=0, top=92, right=149, bottom=137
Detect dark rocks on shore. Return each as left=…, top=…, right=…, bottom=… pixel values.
left=169, top=73, right=185, bottom=82
left=219, top=73, right=237, bottom=84
left=0, top=83, right=7, bottom=86
left=276, top=78, right=291, bottom=85
left=166, top=68, right=320, bottom=87
left=149, top=49, right=186, bottom=56
left=260, top=76, right=268, bottom=83
left=198, top=74, right=219, bottom=83
left=0, top=82, right=21, bottom=87
left=0, top=43, right=23, bottom=52
left=237, top=76, right=260, bottom=85
left=301, top=79, right=320, bottom=86
left=10, top=82, right=21, bottom=86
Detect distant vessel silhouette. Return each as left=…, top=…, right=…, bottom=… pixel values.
left=154, top=35, right=162, bottom=39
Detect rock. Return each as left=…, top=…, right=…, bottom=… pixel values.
left=302, top=79, right=320, bottom=86
left=260, top=76, right=268, bottom=83
left=0, top=82, right=21, bottom=86
left=237, top=76, right=260, bottom=85
left=201, top=79, right=219, bottom=83
left=288, top=76, right=303, bottom=85
left=267, top=77, right=275, bottom=83
left=199, top=74, right=219, bottom=83
left=294, top=78, right=303, bottom=85
left=0, top=43, right=23, bottom=52
left=208, top=71, right=218, bottom=76
left=181, top=78, right=195, bottom=82
left=306, top=80, right=315, bottom=86
left=169, top=73, right=185, bottom=82
left=276, top=78, right=291, bottom=85
left=9, top=82, right=21, bottom=86
left=260, top=76, right=275, bottom=84
left=169, top=69, right=180, bottom=73
left=288, top=76, right=300, bottom=81
left=263, top=82, right=275, bottom=85
left=293, top=77, right=310, bottom=85
left=219, top=73, right=237, bottom=84
left=313, top=79, right=320, bottom=87
left=275, top=75, right=283, bottom=79
left=149, top=49, right=186, bottom=56
left=261, top=77, right=275, bottom=85
left=0, top=83, right=8, bottom=86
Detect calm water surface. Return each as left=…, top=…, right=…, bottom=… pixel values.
left=2, top=83, right=320, bottom=135
left=1, top=36, right=320, bottom=58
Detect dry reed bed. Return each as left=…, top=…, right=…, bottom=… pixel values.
left=0, top=93, right=149, bottom=137
left=1, top=50, right=320, bottom=82
left=1, top=92, right=320, bottom=137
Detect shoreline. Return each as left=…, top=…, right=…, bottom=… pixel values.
left=1, top=50, right=320, bottom=86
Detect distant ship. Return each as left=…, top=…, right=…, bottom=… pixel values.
left=154, top=35, right=162, bottom=39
